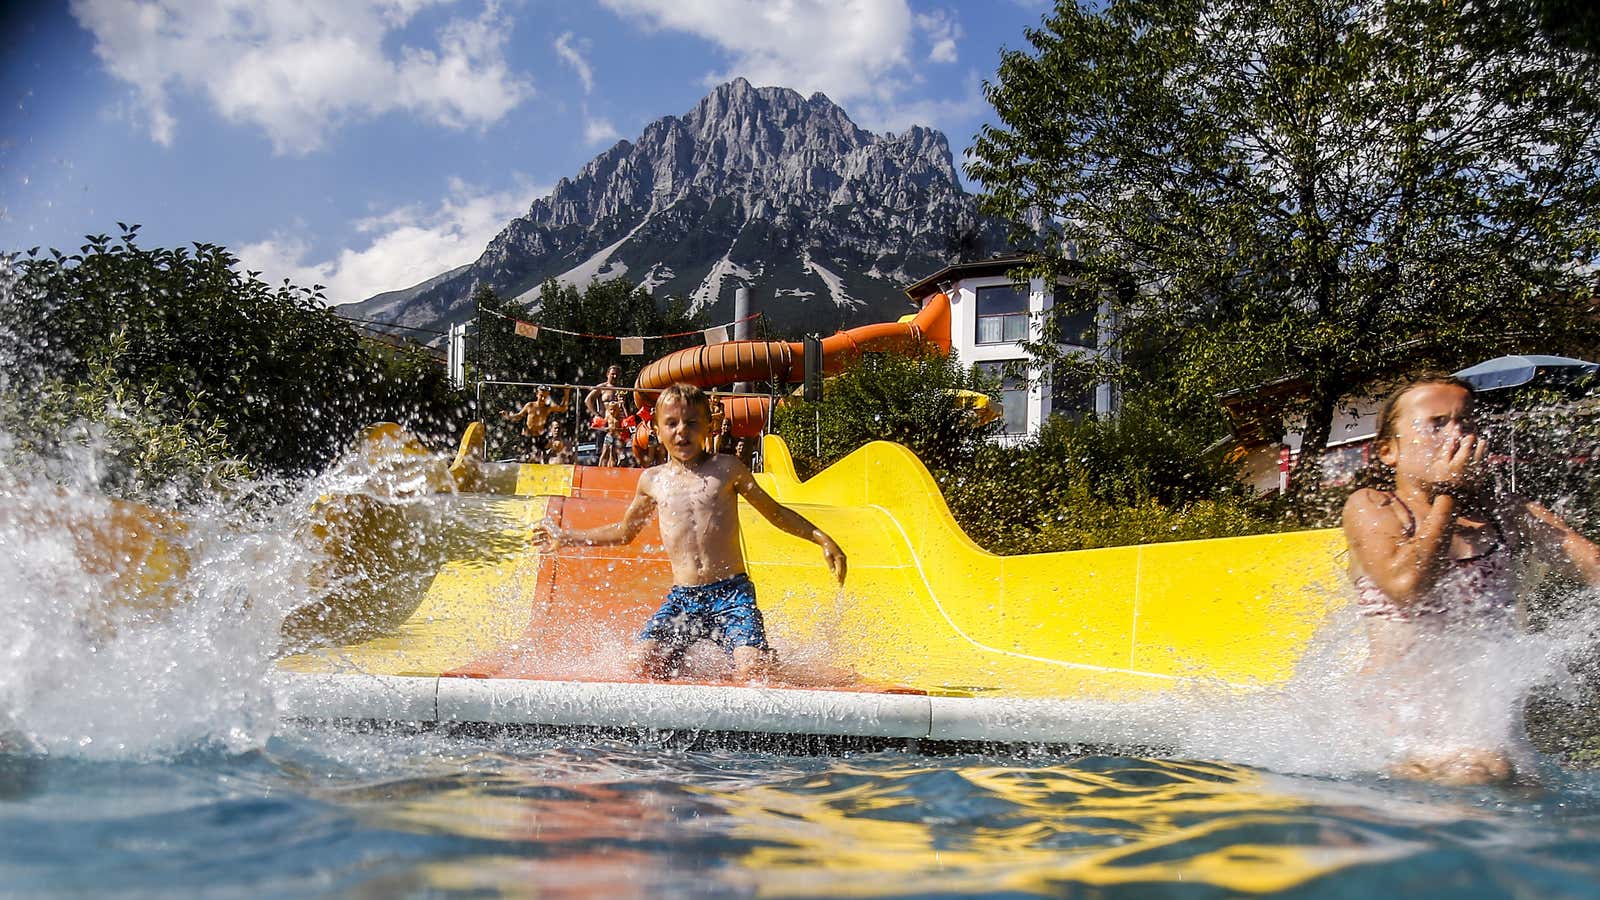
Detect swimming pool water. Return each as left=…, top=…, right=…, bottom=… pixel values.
left=5, top=726, right=1600, bottom=898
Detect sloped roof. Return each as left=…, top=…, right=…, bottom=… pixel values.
left=903, top=255, right=1089, bottom=300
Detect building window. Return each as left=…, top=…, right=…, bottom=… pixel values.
left=977, top=361, right=1030, bottom=434
left=1050, top=372, right=1096, bottom=422
left=1052, top=285, right=1097, bottom=349
left=975, top=284, right=1030, bottom=345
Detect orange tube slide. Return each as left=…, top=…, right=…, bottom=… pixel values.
left=633, top=292, right=952, bottom=438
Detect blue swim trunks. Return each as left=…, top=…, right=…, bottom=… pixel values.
left=639, top=572, right=769, bottom=655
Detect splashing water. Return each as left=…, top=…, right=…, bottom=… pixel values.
left=9, top=420, right=1600, bottom=895
left=1158, top=601, right=1600, bottom=777
left=0, top=460, right=317, bottom=758
left=1, top=310, right=1598, bottom=781
left=0, top=411, right=502, bottom=759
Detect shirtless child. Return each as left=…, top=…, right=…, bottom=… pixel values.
left=530, top=383, right=847, bottom=681
left=502, top=387, right=570, bottom=463
left=599, top=399, right=629, bottom=467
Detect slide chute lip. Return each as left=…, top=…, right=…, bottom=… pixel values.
left=271, top=671, right=1191, bottom=747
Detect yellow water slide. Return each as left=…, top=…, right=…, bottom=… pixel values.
left=272, top=433, right=1351, bottom=743
left=747, top=436, right=1348, bottom=698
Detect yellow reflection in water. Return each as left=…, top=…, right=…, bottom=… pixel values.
left=715, top=759, right=1399, bottom=896
left=358, top=756, right=1417, bottom=897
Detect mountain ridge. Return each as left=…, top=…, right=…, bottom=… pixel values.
left=339, top=78, right=1006, bottom=338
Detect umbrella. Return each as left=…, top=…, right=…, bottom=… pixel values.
left=1452, top=354, right=1599, bottom=392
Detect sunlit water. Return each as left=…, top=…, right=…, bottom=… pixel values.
left=7, top=729, right=1600, bottom=897
left=7, top=424, right=1600, bottom=894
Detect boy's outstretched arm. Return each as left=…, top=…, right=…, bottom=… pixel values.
left=530, top=476, right=656, bottom=550
left=733, top=465, right=847, bottom=584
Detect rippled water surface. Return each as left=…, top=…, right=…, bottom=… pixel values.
left=5, top=727, right=1600, bottom=898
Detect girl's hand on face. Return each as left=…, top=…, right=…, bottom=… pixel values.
left=1425, top=432, right=1481, bottom=491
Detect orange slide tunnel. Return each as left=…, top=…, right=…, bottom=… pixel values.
left=632, top=292, right=953, bottom=438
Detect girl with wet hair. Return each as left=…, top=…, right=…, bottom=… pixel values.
left=1342, top=375, right=1600, bottom=783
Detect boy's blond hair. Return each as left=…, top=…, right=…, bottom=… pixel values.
left=656, top=382, right=712, bottom=415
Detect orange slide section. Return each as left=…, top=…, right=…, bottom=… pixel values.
left=632, top=292, right=953, bottom=437
left=441, top=465, right=919, bottom=693
left=442, top=468, right=675, bottom=682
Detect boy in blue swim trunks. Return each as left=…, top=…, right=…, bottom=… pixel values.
left=530, top=382, right=847, bottom=681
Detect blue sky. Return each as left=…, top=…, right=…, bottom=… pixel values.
left=1, top=0, right=1051, bottom=305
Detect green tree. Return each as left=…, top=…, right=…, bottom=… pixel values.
left=470, top=278, right=704, bottom=458
left=1510, top=0, right=1600, bottom=57
left=773, top=350, right=996, bottom=478
left=969, top=0, right=1600, bottom=505
left=472, top=277, right=700, bottom=407
left=2, top=226, right=467, bottom=483
left=474, top=278, right=705, bottom=387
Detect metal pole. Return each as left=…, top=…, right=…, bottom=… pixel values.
left=734, top=287, right=751, bottom=340
left=446, top=323, right=454, bottom=386
left=1510, top=416, right=1518, bottom=494
left=733, top=286, right=752, bottom=394
left=457, top=323, right=468, bottom=388
left=475, top=379, right=486, bottom=460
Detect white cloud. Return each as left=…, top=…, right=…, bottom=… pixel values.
left=69, top=0, right=533, bottom=154
left=584, top=116, right=622, bottom=146
left=235, top=176, right=548, bottom=303
left=915, top=9, right=962, bottom=64
left=553, top=31, right=595, bottom=94
left=554, top=34, right=619, bottom=147
left=853, top=70, right=986, bottom=136
left=599, top=0, right=918, bottom=106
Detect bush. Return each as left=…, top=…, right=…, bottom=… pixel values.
left=773, top=350, right=996, bottom=478
left=1, top=227, right=469, bottom=488
left=1, top=329, right=251, bottom=504
left=774, top=352, right=1280, bottom=553
left=941, top=403, right=1280, bottom=554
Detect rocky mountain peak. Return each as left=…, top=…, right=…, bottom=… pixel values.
left=341, top=81, right=1008, bottom=337
left=687, top=78, right=863, bottom=141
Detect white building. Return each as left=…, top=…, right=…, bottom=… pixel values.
left=903, top=256, right=1119, bottom=439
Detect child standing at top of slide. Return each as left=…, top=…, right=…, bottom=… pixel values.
left=530, top=383, right=847, bottom=681
left=1342, top=375, right=1600, bottom=783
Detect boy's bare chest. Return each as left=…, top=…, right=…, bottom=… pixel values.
left=652, top=467, right=735, bottom=522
